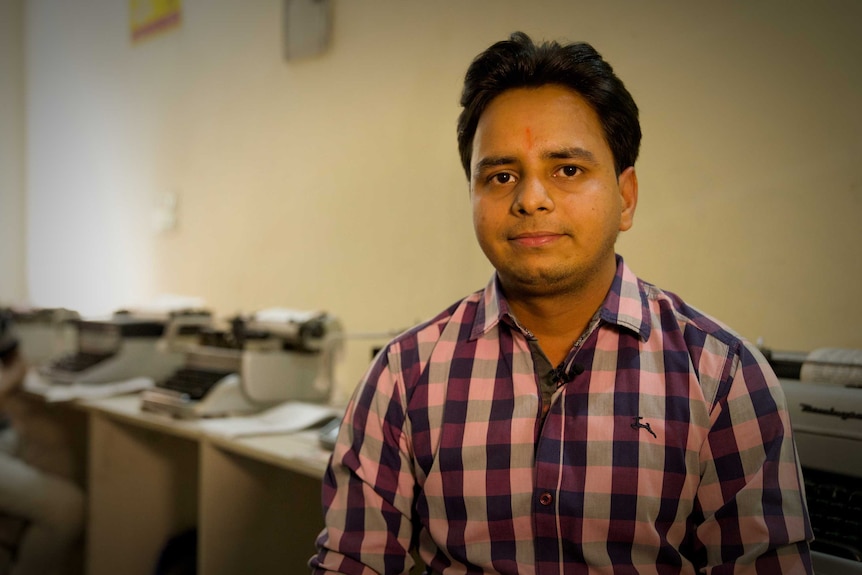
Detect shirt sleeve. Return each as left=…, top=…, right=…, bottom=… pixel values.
left=310, top=342, right=417, bottom=575
left=694, top=341, right=814, bottom=573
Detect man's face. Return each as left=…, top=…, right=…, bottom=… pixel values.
left=470, top=84, right=637, bottom=299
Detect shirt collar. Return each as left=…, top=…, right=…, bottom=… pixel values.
left=470, top=255, right=652, bottom=342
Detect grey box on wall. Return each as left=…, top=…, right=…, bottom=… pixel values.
left=283, top=0, right=333, bottom=60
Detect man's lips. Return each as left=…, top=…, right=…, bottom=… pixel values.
left=509, top=231, right=565, bottom=247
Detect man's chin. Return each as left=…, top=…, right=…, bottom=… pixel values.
left=498, top=268, right=580, bottom=297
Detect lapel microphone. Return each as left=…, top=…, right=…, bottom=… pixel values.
left=551, top=363, right=585, bottom=386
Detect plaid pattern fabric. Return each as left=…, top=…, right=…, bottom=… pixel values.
left=311, top=257, right=813, bottom=574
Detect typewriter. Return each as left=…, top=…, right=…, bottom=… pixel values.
left=766, top=347, right=862, bottom=575
left=39, top=309, right=211, bottom=385
left=141, top=309, right=341, bottom=419
left=2, top=307, right=79, bottom=366
left=139, top=329, right=251, bottom=419
left=239, top=308, right=342, bottom=405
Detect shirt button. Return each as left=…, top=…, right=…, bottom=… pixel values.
left=539, top=492, right=553, bottom=506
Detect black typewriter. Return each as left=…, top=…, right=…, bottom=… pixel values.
left=140, top=325, right=257, bottom=419
left=158, top=367, right=237, bottom=402
left=765, top=346, right=862, bottom=574
left=39, top=316, right=174, bottom=384
left=47, top=351, right=113, bottom=374
left=803, top=467, right=862, bottom=562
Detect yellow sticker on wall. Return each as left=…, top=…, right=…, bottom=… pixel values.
left=130, top=0, right=181, bottom=43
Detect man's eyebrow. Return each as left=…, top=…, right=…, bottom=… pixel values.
left=472, top=155, right=517, bottom=175
left=543, top=147, right=598, bottom=164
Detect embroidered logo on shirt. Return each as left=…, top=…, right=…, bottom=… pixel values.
left=631, top=416, right=657, bottom=438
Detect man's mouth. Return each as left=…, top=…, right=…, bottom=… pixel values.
left=509, top=231, right=564, bottom=247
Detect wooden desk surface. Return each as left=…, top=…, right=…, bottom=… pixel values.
left=207, top=430, right=331, bottom=478
left=80, top=393, right=207, bottom=441
left=81, top=392, right=333, bottom=479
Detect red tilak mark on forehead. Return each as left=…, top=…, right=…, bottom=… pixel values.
left=524, top=126, right=534, bottom=152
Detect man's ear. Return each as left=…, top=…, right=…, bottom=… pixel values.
left=618, top=166, right=638, bottom=232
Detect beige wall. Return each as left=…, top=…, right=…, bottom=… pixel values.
left=20, top=1, right=862, bottom=391
left=0, top=0, right=26, bottom=303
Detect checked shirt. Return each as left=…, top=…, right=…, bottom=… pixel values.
left=311, top=257, right=813, bottom=575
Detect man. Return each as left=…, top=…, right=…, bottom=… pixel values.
left=311, top=32, right=812, bottom=574
left=0, top=313, right=85, bottom=575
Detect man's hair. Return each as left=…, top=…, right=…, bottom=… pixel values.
left=457, top=31, right=641, bottom=179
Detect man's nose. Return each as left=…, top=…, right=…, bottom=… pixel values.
left=512, top=175, right=554, bottom=215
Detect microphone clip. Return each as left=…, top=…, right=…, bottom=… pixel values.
left=550, top=363, right=584, bottom=387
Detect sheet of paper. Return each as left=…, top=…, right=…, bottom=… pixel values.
left=23, top=370, right=154, bottom=402
left=198, top=401, right=341, bottom=438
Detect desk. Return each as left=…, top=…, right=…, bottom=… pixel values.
left=199, top=433, right=329, bottom=574
left=4, top=391, right=89, bottom=575
left=66, top=394, right=330, bottom=575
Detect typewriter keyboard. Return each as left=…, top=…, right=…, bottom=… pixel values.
left=159, top=368, right=234, bottom=400
left=50, top=352, right=113, bottom=373
left=803, top=467, right=862, bottom=562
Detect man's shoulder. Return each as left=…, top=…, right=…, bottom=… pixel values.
left=610, top=258, right=746, bottom=352
left=362, top=288, right=486, bottom=393
left=389, top=288, right=485, bottom=351
left=637, top=279, right=782, bottom=410
left=637, top=280, right=777, bottom=401
left=642, top=280, right=746, bottom=352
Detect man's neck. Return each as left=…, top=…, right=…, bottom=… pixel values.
left=509, top=292, right=602, bottom=364
left=502, top=261, right=616, bottom=365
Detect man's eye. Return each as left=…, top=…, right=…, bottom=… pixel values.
left=559, top=165, right=579, bottom=177
left=492, top=173, right=513, bottom=184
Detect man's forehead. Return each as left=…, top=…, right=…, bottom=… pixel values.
left=476, top=87, right=600, bottom=135
left=470, top=86, right=611, bottom=166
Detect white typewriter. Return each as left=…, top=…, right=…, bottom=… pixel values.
left=4, top=307, right=79, bottom=366
left=140, top=309, right=342, bottom=419
left=39, top=309, right=211, bottom=385
left=766, top=347, right=862, bottom=575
